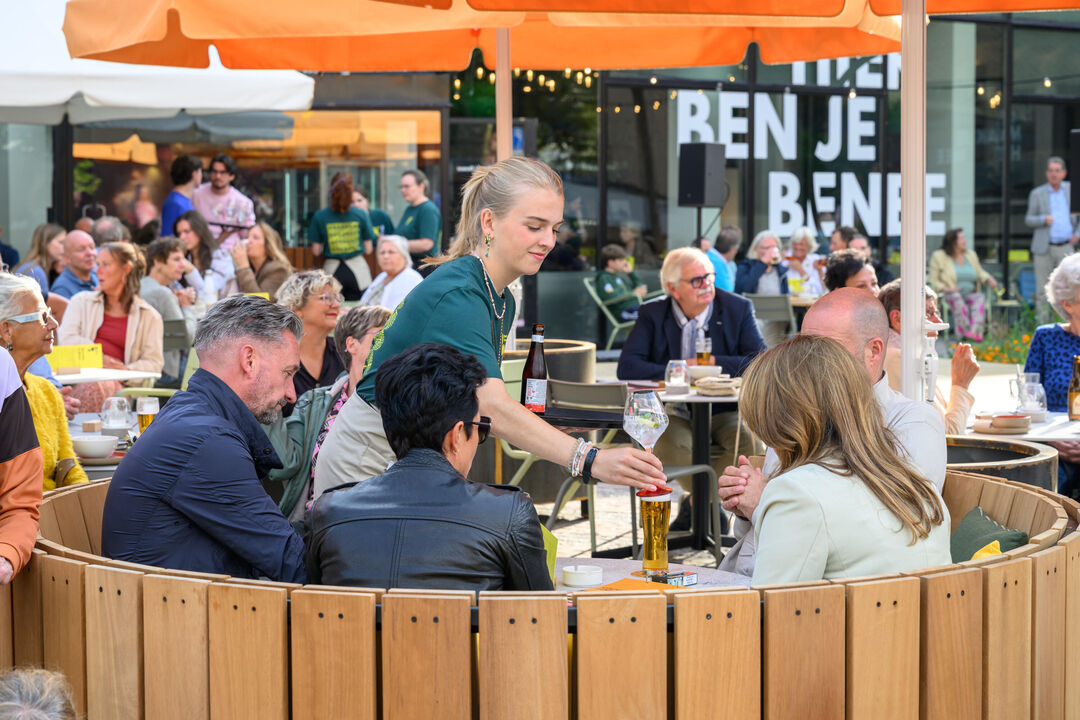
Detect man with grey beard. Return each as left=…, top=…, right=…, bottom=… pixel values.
left=101, top=295, right=307, bottom=582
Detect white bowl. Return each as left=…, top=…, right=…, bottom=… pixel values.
left=688, top=366, right=730, bottom=380
left=72, top=435, right=117, bottom=459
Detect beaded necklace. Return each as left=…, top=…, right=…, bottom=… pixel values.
left=473, top=253, right=508, bottom=363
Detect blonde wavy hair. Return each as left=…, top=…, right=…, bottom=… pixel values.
left=740, top=334, right=945, bottom=543
left=428, top=156, right=563, bottom=267
left=253, top=221, right=293, bottom=271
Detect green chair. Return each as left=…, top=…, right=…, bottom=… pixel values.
left=118, top=348, right=199, bottom=399
left=743, top=294, right=798, bottom=342
left=584, top=277, right=657, bottom=351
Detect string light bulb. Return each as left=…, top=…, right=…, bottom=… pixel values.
left=585, top=76, right=592, bottom=88
left=564, top=68, right=572, bottom=78
left=649, top=76, right=657, bottom=85
left=489, top=73, right=496, bottom=85
left=652, top=100, right=661, bottom=110
left=670, top=90, right=677, bottom=99
left=1044, top=77, right=1052, bottom=88
left=526, top=69, right=534, bottom=82
left=453, top=78, right=461, bottom=90
left=848, top=89, right=857, bottom=99
left=576, top=71, right=584, bottom=84
left=977, top=85, right=985, bottom=95
left=538, top=73, right=545, bottom=85
left=584, top=67, right=592, bottom=75
left=513, top=68, right=521, bottom=78
left=596, top=106, right=602, bottom=113
left=523, top=85, right=532, bottom=93
left=476, top=66, right=484, bottom=80
left=547, top=79, right=556, bottom=92
left=453, top=92, right=460, bottom=101
left=614, top=105, right=621, bottom=114
left=634, top=104, right=641, bottom=113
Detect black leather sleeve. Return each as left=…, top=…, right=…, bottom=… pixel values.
left=505, top=494, right=555, bottom=591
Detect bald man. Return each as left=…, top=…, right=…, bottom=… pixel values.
left=717, top=288, right=946, bottom=576
left=48, top=231, right=99, bottom=297
left=49, top=230, right=98, bottom=300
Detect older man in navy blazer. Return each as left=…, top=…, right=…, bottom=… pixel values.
left=617, top=247, right=765, bottom=521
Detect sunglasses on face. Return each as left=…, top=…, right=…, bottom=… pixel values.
left=464, top=416, right=492, bottom=444
left=680, top=273, right=716, bottom=289
left=3, top=308, right=53, bottom=327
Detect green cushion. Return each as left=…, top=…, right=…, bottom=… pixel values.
left=951, top=507, right=1028, bottom=563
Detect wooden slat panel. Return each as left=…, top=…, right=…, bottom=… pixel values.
left=1032, top=501, right=1063, bottom=537
left=576, top=593, right=666, bottom=720
left=208, top=583, right=288, bottom=720
left=382, top=594, right=472, bottom=720
left=845, top=577, right=920, bottom=720
left=290, top=590, right=377, bottom=720
left=37, top=501, right=63, bottom=544
left=763, top=584, right=845, bottom=720
left=108, top=558, right=230, bottom=582
left=920, top=569, right=983, bottom=720
left=50, top=493, right=92, bottom=553
left=1062, top=533, right=1080, bottom=720
left=1031, top=546, right=1066, bottom=720
left=77, top=483, right=109, bottom=555
left=674, top=590, right=760, bottom=720
left=1007, top=490, right=1045, bottom=538
left=0, top=582, right=12, bottom=669
left=85, top=565, right=143, bottom=720
left=143, top=575, right=210, bottom=720
left=12, top=548, right=44, bottom=665
left=979, top=482, right=1016, bottom=526
left=40, top=555, right=87, bottom=716
left=1031, top=529, right=1063, bottom=552
left=983, top=557, right=1032, bottom=720
left=942, top=472, right=986, bottom=532
left=478, top=593, right=568, bottom=720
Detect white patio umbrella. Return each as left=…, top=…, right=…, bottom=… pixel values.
left=0, top=0, right=313, bottom=125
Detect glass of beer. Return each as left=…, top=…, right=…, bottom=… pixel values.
left=637, top=488, right=672, bottom=576
left=695, top=335, right=712, bottom=365
left=136, top=397, right=159, bottom=434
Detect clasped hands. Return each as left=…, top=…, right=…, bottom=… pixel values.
left=717, top=454, right=766, bottom=520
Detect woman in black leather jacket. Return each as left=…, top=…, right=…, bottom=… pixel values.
left=305, top=342, right=552, bottom=591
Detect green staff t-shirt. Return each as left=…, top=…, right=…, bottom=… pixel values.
left=398, top=200, right=442, bottom=264
left=357, top=255, right=514, bottom=406
left=369, top=208, right=395, bottom=236
left=309, top=207, right=374, bottom=259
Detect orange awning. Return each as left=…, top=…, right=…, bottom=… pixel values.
left=63, top=0, right=901, bottom=70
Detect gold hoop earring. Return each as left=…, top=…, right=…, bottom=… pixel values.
left=484, top=234, right=492, bottom=258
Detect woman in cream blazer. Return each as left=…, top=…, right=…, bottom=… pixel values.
left=57, top=242, right=163, bottom=411
left=928, top=229, right=998, bottom=341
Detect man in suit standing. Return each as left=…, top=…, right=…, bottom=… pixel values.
left=1028, top=156, right=1079, bottom=321
left=617, top=247, right=766, bottom=519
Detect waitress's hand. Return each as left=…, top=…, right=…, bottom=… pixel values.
left=590, top=447, right=667, bottom=491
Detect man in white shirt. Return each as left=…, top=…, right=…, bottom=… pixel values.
left=716, top=288, right=946, bottom=575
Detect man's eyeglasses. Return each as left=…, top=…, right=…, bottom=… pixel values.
left=3, top=308, right=54, bottom=327
left=680, top=273, right=716, bottom=289
left=464, top=416, right=492, bottom=444
left=317, top=292, right=344, bottom=305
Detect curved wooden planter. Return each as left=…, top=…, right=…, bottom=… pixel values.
left=16, top=470, right=1080, bottom=720
left=947, top=435, right=1059, bottom=491
left=504, top=338, right=597, bottom=384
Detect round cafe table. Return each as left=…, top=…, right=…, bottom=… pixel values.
left=554, top=557, right=749, bottom=591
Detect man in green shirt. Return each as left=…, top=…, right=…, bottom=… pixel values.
left=596, top=244, right=648, bottom=320
left=397, top=169, right=442, bottom=268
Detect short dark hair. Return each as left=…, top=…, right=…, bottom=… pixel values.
left=374, top=343, right=486, bottom=461
left=824, top=249, right=869, bottom=292
left=714, top=226, right=742, bottom=255
left=833, top=225, right=859, bottom=247
left=145, top=236, right=185, bottom=267
left=878, top=278, right=902, bottom=318
left=210, top=153, right=237, bottom=177
left=170, top=154, right=203, bottom=186
left=600, top=243, right=628, bottom=265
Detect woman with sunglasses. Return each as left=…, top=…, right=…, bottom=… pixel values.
left=0, top=273, right=88, bottom=490
left=313, top=156, right=666, bottom=499
left=307, top=343, right=552, bottom=591
left=275, top=270, right=345, bottom=417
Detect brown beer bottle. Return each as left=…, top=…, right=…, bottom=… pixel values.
left=1069, top=356, right=1080, bottom=420
left=521, top=323, right=547, bottom=413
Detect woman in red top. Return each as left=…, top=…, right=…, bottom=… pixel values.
left=56, top=243, right=164, bottom=411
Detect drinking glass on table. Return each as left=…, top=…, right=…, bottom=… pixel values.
left=136, top=397, right=160, bottom=433
left=695, top=335, right=712, bottom=366
left=624, top=390, right=671, bottom=576
left=665, top=360, right=689, bottom=389
left=100, top=397, right=131, bottom=429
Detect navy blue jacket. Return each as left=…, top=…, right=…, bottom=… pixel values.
left=616, top=292, right=767, bottom=381
left=102, top=369, right=306, bottom=582
left=734, top=259, right=788, bottom=295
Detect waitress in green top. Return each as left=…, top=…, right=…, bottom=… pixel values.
left=398, top=169, right=442, bottom=268
left=311, top=156, right=667, bottom=498
left=310, top=173, right=375, bottom=301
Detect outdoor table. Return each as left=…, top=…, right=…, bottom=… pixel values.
left=658, top=389, right=739, bottom=553
left=554, top=556, right=749, bottom=591
left=69, top=411, right=134, bottom=481
left=965, top=411, right=1080, bottom=443
left=55, top=368, right=160, bottom=385
left=789, top=294, right=818, bottom=308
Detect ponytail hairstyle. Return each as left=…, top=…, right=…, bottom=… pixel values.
left=99, top=241, right=145, bottom=314
left=330, top=173, right=354, bottom=214
left=429, top=156, right=563, bottom=267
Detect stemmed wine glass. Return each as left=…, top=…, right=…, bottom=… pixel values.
left=623, top=390, right=669, bottom=453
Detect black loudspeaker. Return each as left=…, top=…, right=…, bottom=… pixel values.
left=1071, top=129, right=1080, bottom=210
left=678, top=143, right=729, bottom=208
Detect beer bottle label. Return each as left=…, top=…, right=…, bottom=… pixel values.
left=1072, top=393, right=1080, bottom=418
left=523, top=378, right=547, bottom=413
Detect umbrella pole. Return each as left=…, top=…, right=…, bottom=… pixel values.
left=495, top=29, right=512, bottom=162
left=899, top=0, right=927, bottom=402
